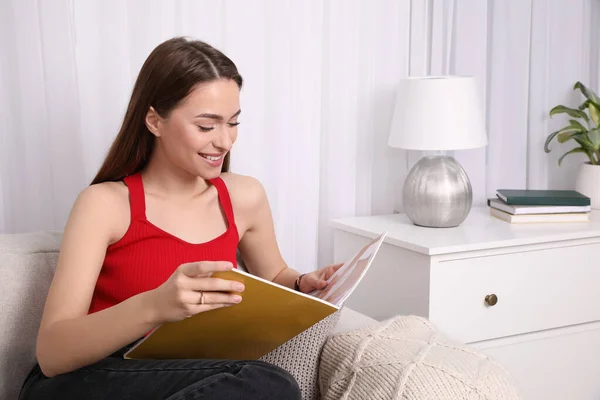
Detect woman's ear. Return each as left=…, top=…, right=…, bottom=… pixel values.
left=145, top=107, right=161, bottom=137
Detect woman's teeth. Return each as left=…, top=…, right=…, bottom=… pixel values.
left=200, top=154, right=222, bottom=161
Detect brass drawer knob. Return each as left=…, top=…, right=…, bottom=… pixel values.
left=485, top=294, right=498, bottom=306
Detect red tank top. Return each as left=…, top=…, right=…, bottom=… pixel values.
left=88, top=172, right=239, bottom=314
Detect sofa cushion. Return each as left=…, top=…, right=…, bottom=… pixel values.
left=260, top=310, right=341, bottom=400
left=0, top=231, right=62, bottom=400
left=319, top=315, right=521, bottom=400
left=332, top=307, right=377, bottom=334
left=260, top=307, right=377, bottom=400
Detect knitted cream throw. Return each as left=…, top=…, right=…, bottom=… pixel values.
left=261, top=310, right=341, bottom=400
left=319, top=315, right=521, bottom=400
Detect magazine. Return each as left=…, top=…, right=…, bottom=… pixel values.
left=310, top=232, right=386, bottom=306
left=124, top=231, right=387, bottom=361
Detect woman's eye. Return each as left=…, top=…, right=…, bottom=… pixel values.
left=228, top=122, right=241, bottom=127
left=198, top=126, right=214, bottom=132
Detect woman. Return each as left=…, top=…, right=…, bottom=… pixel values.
left=19, top=37, right=340, bottom=400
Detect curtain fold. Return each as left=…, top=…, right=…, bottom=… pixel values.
left=1, top=0, right=597, bottom=271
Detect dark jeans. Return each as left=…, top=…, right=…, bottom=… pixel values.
left=19, top=345, right=301, bottom=400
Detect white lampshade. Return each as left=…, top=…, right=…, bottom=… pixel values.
left=388, top=76, right=487, bottom=150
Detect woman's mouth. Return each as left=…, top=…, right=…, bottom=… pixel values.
left=199, top=152, right=225, bottom=167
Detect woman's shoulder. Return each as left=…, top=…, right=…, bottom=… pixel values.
left=69, top=182, right=130, bottom=243
left=218, top=172, right=268, bottom=213
left=69, top=181, right=131, bottom=240
left=77, top=181, right=129, bottom=207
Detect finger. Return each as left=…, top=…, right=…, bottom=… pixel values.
left=304, top=275, right=328, bottom=291
left=180, top=261, right=233, bottom=277
left=186, top=277, right=245, bottom=293
left=180, top=290, right=242, bottom=306
left=332, top=263, right=344, bottom=271
left=179, top=290, right=206, bottom=305
left=317, top=279, right=328, bottom=289
left=323, top=269, right=335, bottom=281
left=185, top=303, right=234, bottom=317
left=200, top=291, right=243, bottom=305
left=324, top=265, right=342, bottom=280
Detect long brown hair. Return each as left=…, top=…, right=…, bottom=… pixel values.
left=91, top=37, right=243, bottom=185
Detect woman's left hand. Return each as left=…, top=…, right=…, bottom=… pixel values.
left=297, top=263, right=344, bottom=293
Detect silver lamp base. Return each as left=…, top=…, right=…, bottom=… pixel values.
left=402, top=155, right=472, bottom=228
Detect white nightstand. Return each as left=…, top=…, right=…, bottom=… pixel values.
left=332, top=207, right=600, bottom=400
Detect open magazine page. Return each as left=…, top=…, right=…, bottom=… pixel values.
left=309, top=232, right=387, bottom=307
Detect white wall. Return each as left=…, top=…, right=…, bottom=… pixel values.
left=1, top=0, right=598, bottom=271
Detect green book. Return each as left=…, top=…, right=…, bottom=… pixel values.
left=496, top=189, right=590, bottom=206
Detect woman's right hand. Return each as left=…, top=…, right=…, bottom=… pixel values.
left=146, top=261, right=245, bottom=323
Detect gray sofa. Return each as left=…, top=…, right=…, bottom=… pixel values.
left=1, top=231, right=522, bottom=400
left=0, top=231, right=376, bottom=400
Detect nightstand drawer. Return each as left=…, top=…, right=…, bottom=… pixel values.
left=429, top=243, right=600, bottom=343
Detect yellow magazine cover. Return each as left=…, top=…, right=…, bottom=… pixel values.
left=124, top=232, right=387, bottom=361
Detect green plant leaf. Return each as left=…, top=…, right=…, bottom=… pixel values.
left=568, top=119, right=588, bottom=132
left=572, top=135, right=596, bottom=154
left=561, top=132, right=596, bottom=164
left=549, top=105, right=589, bottom=122
left=588, top=128, right=600, bottom=150
left=574, top=81, right=600, bottom=107
left=579, top=100, right=591, bottom=110
left=544, top=124, right=585, bottom=152
left=587, top=150, right=596, bottom=164
left=558, top=147, right=586, bottom=166
left=558, top=131, right=586, bottom=143
left=574, top=142, right=596, bottom=164
left=544, top=119, right=594, bottom=153
left=589, top=103, right=600, bottom=127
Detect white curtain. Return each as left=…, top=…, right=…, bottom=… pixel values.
left=1, top=0, right=598, bottom=271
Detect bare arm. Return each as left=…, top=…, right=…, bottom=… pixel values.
left=233, top=176, right=300, bottom=289
left=36, top=185, right=159, bottom=377
left=230, top=174, right=342, bottom=293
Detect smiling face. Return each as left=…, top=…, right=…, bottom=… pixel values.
left=145, top=78, right=241, bottom=180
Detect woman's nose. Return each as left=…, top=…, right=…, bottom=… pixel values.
left=213, top=125, right=233, bottom=151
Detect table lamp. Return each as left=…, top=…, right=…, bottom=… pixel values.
left=388, top=76, right=487, bottom=228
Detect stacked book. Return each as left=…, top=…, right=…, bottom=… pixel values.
left=488, top=189, right=591, bottom=223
